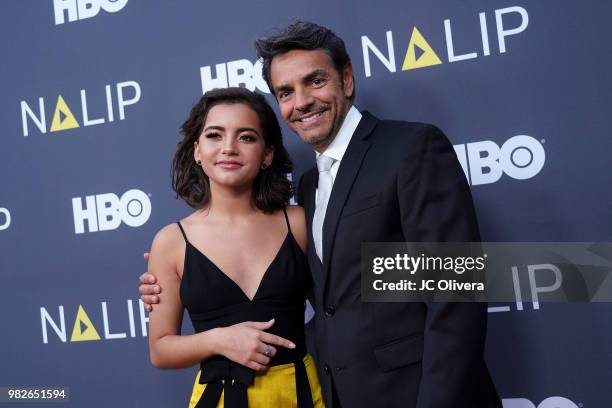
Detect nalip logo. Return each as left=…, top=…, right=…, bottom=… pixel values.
left=361, top=5, right=528, bottom=77
left=199, top=6, right=529, bottom=93
left=199, top=6, right=528, bottom=93
left=20, top=80, right=141, bottom=137
left=40, top=298, right=148, bottom=344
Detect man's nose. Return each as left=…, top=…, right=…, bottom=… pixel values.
left=294, top=89, right=314, bottom=111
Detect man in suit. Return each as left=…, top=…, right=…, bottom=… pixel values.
left=141, top=21, right=501, bottom=408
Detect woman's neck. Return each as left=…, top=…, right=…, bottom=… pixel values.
left=202, top=183, right=259, bottom=222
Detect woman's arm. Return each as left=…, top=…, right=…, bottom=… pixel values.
left=147, top=224, right=219, bottom=369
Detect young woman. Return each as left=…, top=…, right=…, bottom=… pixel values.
left=147, top=88, right=323, bottom=407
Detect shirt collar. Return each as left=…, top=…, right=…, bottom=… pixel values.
left=316, top=106, right=362, bottom=163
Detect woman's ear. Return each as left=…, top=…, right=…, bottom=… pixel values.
left=193, top=140, right=201, bottom=165
left=262, top=146, right=275, bottom=168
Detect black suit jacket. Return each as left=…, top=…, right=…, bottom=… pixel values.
left=297, top=112, right=501, bottom=408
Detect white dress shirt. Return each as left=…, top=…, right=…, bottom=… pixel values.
left=315, top=105, right=362, bottom=185
left=313, top=106, right=362, bottom=259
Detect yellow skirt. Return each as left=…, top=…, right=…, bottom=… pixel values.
left=188, top=354, right=325, bottom=408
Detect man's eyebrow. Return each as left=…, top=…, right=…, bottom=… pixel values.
left=303, top=69, right=329, bottom=83
left=274, top=84, right=292, bottom=94
left=274, top=69, right=330, bottom=93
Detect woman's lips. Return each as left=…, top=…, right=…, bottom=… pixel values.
left=216, top=160, right=242, bottom=169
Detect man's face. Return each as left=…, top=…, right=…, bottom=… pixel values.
left=270, top=49, right=354, bottom=153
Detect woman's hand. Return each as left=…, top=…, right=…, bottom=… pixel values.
left=213, top=319, right=296, bottom=371
left=140, top=252, right=160, bottom=312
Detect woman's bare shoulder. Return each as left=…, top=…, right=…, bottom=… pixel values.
left=285, top=205, right=306, bottom=223
left=285, top=205, right=307, bottom=252
left=151, top=223, right=184, bottom=256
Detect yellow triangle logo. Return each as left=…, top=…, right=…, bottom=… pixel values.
left=402, top=27, right=443, bottom=71
left=70, top=305, right=101, bottom=342
left=50, top=95, right=80, bottom=132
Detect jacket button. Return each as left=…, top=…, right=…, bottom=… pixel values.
left=323, top=364, right=330, bottom=374
left=324, top=307, right=335, bottom=317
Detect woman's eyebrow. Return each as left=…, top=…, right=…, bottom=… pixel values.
left=236, top=127, right=260, bottom=135
left=203, top=125, right=225, bottom=132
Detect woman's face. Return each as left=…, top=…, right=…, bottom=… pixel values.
left=194, top=103, right=273, bottom=191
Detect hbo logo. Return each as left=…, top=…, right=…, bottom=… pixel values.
left=54, top=0, right=129, bottom=25
left=72, top=189, right=151, bottom=234
left=454, top=135, right=545, bottom=186
left=0, top=208, right=11, bottom=231
left=502, top=396, right=579, bottom=408
left=201, top=59, right=270, bottom=94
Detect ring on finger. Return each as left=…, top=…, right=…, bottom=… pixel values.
left=263, top=344, right=271, bottom=357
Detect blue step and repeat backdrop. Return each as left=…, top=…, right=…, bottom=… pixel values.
left=1, top=1, right=611, bottom=407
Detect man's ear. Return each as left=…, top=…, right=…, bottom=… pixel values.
left=342, top=62, right=355, bottom=99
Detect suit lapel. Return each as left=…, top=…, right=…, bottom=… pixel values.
left=321, top=112, right=378, bottom=297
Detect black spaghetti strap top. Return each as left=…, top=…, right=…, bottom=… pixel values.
left=177, top=208, right=313, bottom=408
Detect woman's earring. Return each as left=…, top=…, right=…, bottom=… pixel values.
left=196, top=160, right=202, bottom=166
left=261, top=163, right=268, bottom=170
